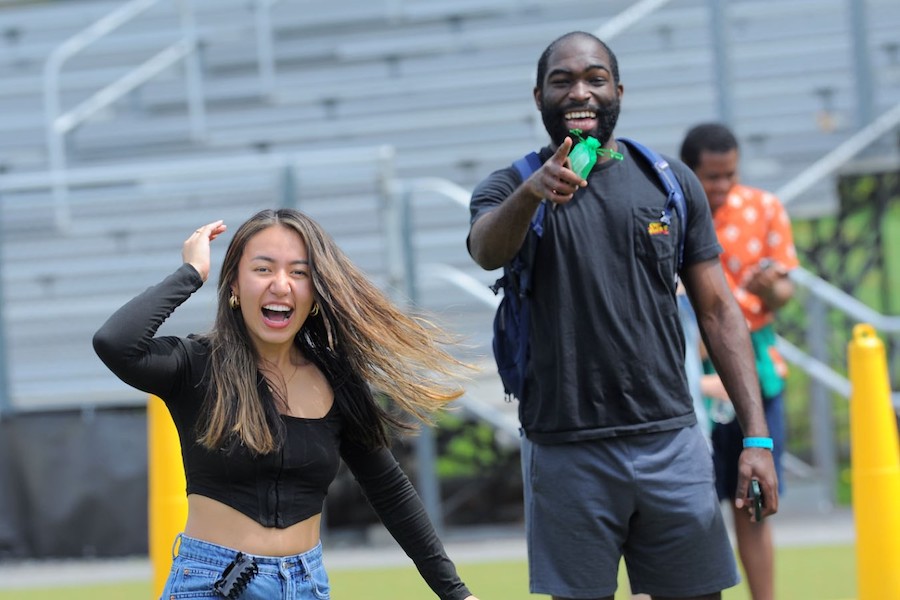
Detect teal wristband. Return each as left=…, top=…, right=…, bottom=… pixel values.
left=743, top=437, right=774, bottom=450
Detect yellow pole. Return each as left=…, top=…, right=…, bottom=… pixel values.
left=848, top=324, right=900, bottom=600
left=147, top=395, right=188, bottom=599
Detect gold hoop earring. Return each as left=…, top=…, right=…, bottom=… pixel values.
left=228, top=292, right=240, bottom=310
left=310, top=302, right=320, bottom=317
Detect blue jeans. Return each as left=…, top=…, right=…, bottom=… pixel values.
left=160, top=534, right=330, bottom=600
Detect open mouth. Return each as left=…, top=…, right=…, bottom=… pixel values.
left=564, top=110, right=598, bottom=132
left=262, top=304, right=293, bottom=326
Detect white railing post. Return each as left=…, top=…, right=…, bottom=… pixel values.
left=43, top=0, right=162, bottom=230
left=806, top=293, right=837, bottom=507
left=178, top=0, right=206, bottom=141
left=255, top=0, right=277, bottom=98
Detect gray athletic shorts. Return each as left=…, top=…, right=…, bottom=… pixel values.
left=521, top=424, right=740, bottom=598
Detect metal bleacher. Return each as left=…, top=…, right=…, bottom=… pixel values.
left=1, top=0, right=899, bottom=417
left=0, top=147, right=395, bottom=410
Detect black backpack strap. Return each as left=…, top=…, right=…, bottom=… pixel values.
left=618, top=137, right=687, bottom=268
left=512, top=151, right=547, bottom=294
left=491, top=151, right=547, bottom=400
left=491, top=152, right=547, bottom=297
left=511, top=151, right=548, bottom=238
left=518, top=201, right=546, bottom=295
left=513, top=151, right=543, bottom=183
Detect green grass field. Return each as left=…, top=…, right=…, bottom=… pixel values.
left=0, top=543, right=857, bottom=599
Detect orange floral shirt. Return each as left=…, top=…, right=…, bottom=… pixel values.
left=712, top=183, right=799, bottom=332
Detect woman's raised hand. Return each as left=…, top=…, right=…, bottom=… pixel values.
left=182, top=220, right=226, bottom=282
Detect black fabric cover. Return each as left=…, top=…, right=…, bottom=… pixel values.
left=0, top=409, right=148, bottom=558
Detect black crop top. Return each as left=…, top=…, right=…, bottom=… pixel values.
left=93, top=263, right=471, bottom=600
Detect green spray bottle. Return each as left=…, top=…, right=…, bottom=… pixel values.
left=568, top=129, right=601, bottom=179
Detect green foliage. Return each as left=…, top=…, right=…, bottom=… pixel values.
left=837, top=465, right=853, bottom=506
left=779, top=170, right=900, bottom=474
left=434, top=412, right=514, bottom=479
left=886, top=201, right=900, bottom=315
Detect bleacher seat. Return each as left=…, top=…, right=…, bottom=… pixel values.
left=1, top=0, right=899, bottom=412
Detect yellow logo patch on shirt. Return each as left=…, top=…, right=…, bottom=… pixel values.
left=647, top=221, right=670, bottom=236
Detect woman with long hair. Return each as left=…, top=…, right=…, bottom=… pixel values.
left=94, top=208, right=479, bottom=600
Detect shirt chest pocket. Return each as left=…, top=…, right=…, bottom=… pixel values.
left=631, top=205, right=678, bottom=317
left=632, top=205, right=677, bottom=262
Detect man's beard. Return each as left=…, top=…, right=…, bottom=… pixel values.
left=541, top=96, right=621, bottom=148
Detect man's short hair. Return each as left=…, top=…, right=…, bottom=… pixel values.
left=679, top=123, right=739, bottom=169
left=535, top=31, right=620, bottom=90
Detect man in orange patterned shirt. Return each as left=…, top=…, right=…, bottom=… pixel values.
left=680, top=123, right=798, bottom=600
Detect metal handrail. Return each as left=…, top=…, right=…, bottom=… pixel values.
left=402, top=177, right=471, bottom=209
left=776, top=101, right=900, bottom=206
left=43, top=0, right=205, bottom=230
left=776, top=337, right=852, bottom=399
left=423, top=263, right=500, bottom=308
left=594, top=0, right=674, bottom=39
left=790, top=267, right=900, bottom=334
left=0, top=144, right=396, bottom=193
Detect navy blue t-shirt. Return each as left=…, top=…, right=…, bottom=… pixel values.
left=469, top=141, right=722, bottom=443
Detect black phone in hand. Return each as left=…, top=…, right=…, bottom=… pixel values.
left=750, top=479, right=764, bottom=522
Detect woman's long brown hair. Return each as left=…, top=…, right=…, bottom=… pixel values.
left=197, top=208, right=470, bottom=455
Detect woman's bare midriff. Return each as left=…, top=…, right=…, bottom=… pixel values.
left=184, top=494, right=321, bottom=556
